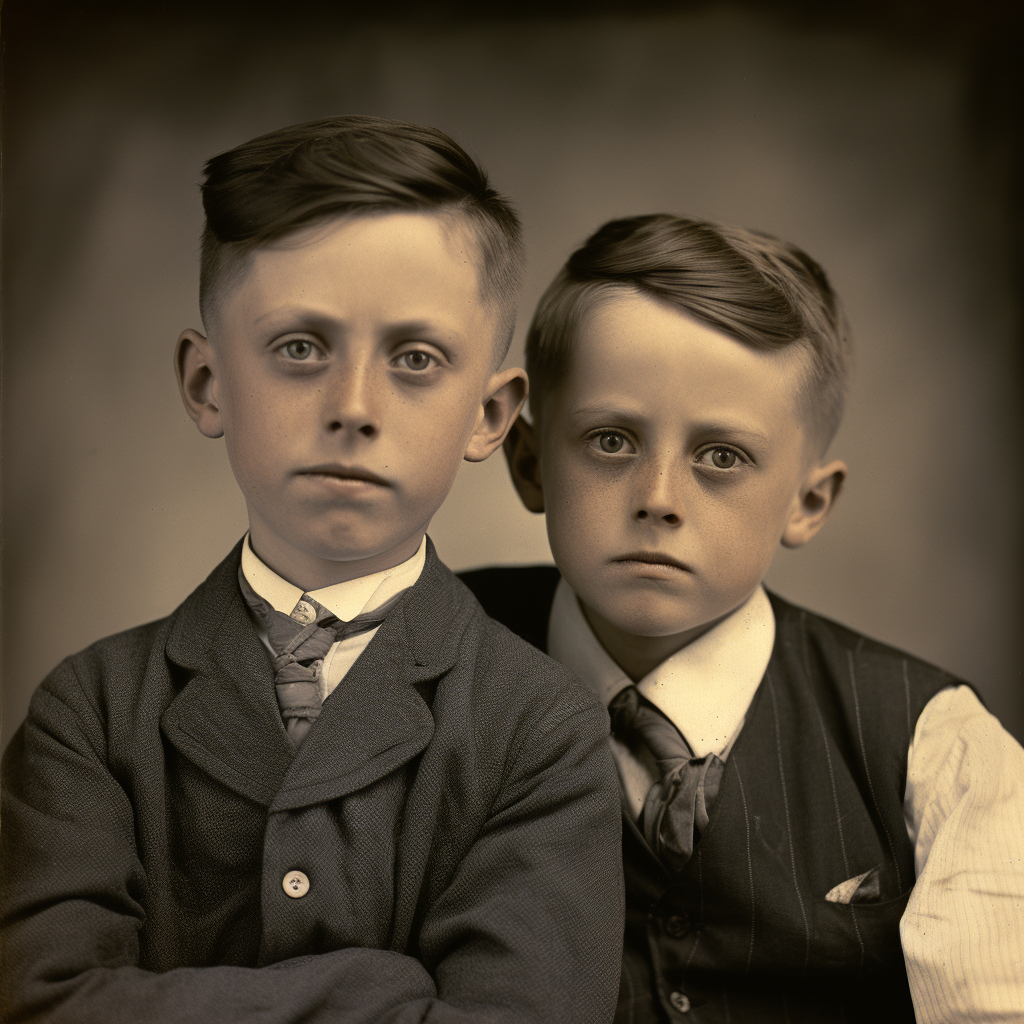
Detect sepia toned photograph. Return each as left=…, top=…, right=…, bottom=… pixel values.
left=3, top=0, right=1021, bottom=1020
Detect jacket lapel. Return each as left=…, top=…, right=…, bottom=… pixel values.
left=161, top=540, right=296, bottom=806
left=271, top=542, right=460, bottom=812
left=160, top=537, right=463, bottom=812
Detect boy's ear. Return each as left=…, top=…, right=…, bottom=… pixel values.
left=502, top=414, right=545, bottom=514
left=781, top=459, right=847, bottom=548
left=175, top=329, right=224, bottom=438
left=463, top=367, right=529, bottom=464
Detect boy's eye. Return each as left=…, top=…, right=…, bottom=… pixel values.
left=597, top=432, right=627, bottom=454
left=700, top=447, right=739, bottom=469
left=400, top=350, right=435, bottom=371
left=284, top=340, right=315, bottom=360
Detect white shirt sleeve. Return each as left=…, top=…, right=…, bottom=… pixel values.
left=900, top=684, right=1024, bottom=1023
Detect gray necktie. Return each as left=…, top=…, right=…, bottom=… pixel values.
left=608, top=685, right=726, bottom=873
left=238, top=568, right=386, bottom=747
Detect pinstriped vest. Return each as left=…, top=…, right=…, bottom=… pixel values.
left=617, top=591, right=957, bottom=1024
left=456, top=569, right=960, bottom=1024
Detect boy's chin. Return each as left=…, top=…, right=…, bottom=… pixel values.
left=586, top=591, right=712, bottom=641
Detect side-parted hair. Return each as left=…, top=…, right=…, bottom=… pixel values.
left=526, top=214, right=851, bottom=451
left=199, top=115, right=524, bottom=356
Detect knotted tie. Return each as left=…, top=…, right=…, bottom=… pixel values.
left=608, top=685, right=726, bottom=873
left=238, top=568, right=387, bottom=747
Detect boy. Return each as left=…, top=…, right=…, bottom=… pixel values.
left=462, top=214, right=1024, bottom=1024
left=0, top=117, right=624, bottom=1023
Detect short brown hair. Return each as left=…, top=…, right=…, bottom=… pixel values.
left=526, top=214, right=851, bottom=450
left=199, top=115, right=523, bottom=356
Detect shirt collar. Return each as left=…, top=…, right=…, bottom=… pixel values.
left=548, top=577, right=775, bottom=727
left=240, top=534, right=427, bottom=622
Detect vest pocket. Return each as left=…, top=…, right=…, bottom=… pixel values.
left=813, top=885, right=913, bottom=974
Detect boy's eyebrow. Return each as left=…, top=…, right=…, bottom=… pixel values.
left=252, top=306, right=341, bottom=331
left=251, top=307, right=462, bottom=340
left=690, top=422, right=774, bottom=452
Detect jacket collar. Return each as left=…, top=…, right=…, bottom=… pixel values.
left=162, top=537, right=463, bottom=809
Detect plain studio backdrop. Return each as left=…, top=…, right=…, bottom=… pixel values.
left=3, top=0, right=1022, bottom=748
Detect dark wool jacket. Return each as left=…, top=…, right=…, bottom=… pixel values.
left=459, top=566, right=958, bottom=1024
left=0, top=542, right=624, bottom=1024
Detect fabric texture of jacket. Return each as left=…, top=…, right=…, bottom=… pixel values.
left=459, top=565, right=957, bottom=1024
left=1, top=542, right=624, bottom=1024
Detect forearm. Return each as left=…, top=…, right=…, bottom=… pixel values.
left=3, top=661, right=623, bottom=1024
left=3, top=945, right=439, bottom=1024
left=900, top=686, right=1024, bottom=1023
left=418, top=704, right=624, bottom=1024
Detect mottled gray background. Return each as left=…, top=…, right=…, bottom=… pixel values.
left=3, top=0, right=1021, bottom=748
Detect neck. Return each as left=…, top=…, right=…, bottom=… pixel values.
left=247, top=527, right=424, bottom=593
left=580, top=601, right=734, bottom=682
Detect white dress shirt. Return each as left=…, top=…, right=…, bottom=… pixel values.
left=547, top=577, right=1024, bottom=1023
left=240, top=534, right=426, bottom=697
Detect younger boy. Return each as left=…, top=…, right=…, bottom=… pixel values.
left=462, top=214, right=1024, bottom=1024
left=0, top=117, right=624, bottom=1023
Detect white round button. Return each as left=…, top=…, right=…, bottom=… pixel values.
left=669, top=991, right=691, bottom=1013
left=282, top=870, right=309, bottom=898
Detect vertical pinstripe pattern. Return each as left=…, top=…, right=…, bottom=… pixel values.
left=683, top=929, right=701, bottom=977
left=797, top=591, right=879, bottom=992
left=847, top=648, right=903, bottom=891
left=683, top=850, right=703, bottom=982
left=766, top=672, right=811, bottom=974
left=813, top=701, right=866, bottom=975
left=797, top=609, right=811, bottom=681
left=697, top=845, right=704, bottom=921
left=732, top=759, right=756, bottom=975
left=462, top=568, right=1024, bottom=1023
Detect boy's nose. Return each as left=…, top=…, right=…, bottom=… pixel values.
left=325, top=366, right=379, bottom=438
left=635, top=505, right=681, bottom=526
left=634, top=463, right=683, bottom=526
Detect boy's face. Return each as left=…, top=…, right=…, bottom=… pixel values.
left=177, top=211, right=525, bottom=589
left=513, top=289, right=844, bottom=644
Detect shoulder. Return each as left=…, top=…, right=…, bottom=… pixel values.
left=29, top=543, right=245, bottom=731
left=35, top=616, right=170, bottom=710
left=12, top=615, right=173, bottom=764
left=766, top=589, right=966, bottom=723
left=456, top=577, right=598, bottom=703
left=63, top=615, right=171, bottom=681
left=436, top=573, right=608, bottom=745
left=769, top=590, right=962, bottom=678
left=456, top=564, right=561, bottom=652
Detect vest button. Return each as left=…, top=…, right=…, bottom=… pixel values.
left=665, top=914, right=688, bottom=937
left=282, top=870, right=310, bottom=898
left=669, top=990, right=691, bottom=1013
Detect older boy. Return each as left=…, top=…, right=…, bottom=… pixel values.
left=462, top=215, right=1024, bottom=1024
left=0, top=117, right=623, bottom=1023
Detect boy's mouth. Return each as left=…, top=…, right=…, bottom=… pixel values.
left=613, top=552, right=690, bottom=573
left=297, top=464, right=391, bottom=487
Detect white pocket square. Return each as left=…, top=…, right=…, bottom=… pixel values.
left=825, top=866, right=881, bottom=904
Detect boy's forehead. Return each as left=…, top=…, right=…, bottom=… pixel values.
left=553, top=289, right=813, bottom=440
left=214, top=210, right=496, bottom=335
left=253, top=210, right=477, bottom=284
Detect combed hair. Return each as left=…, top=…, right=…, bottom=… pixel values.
left=526, top=214, right=851, bottom=451
left=199, top=115, right=523, bottom=357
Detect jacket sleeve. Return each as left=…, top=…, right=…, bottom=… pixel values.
left=1, top=658, right=623, bottom=1024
